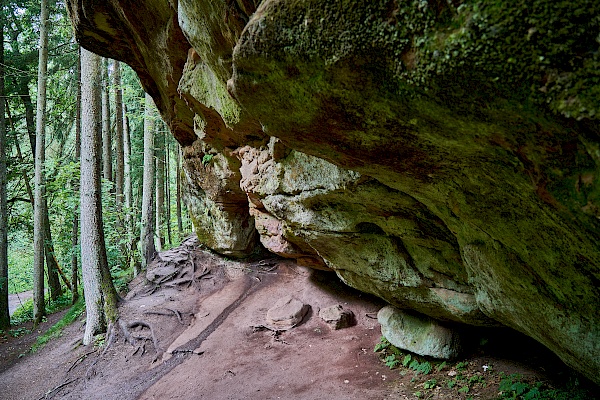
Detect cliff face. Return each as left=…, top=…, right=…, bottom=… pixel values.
left=67, top=0, right=600, bottom=384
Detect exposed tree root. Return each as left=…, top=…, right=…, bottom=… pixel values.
left=170, top=348, right=204, bottom=356
left=85, top=322, right=117, bottom=379
left=67, top=349, right=97, bottom=373
left=38, top=378, right=79, bottom=400
left=143, top=308, right=186, bottom=324
left=251, top=324, right=290, bottom=344
left=118, top=319, right=162, bottom=361
left=138, top=284, right=159, bottom=297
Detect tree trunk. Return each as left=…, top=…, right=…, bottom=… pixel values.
left=123, top=105, right=134, bottom=270
left=113, top=61, right=124, bottom=215
left=80, top=48, right=119, bottom=345
left=155, top=130, right=165, bottom=252
left=101, top=58, right=112, bottom=184
left=71, top=46, right=82, bottom=304
left=33, top=0, right=49, bottom=325
left=140, top=93, right=156, bottom=271
left=0, top=9, right=10, bottom=330
left=176, top=146, right=183, bottom=234
left=43, top=205, right=63, bottom=300
left=165, top=139, right=172, bottom=247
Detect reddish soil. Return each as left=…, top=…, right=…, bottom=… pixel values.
left=0, top=242, right=597, bottom=400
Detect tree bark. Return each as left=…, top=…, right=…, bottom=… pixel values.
left=43, top=206, right=63, bottom=300
left=123, top=105, right=134, bottom=266
left=176, top=146, right=183, bottom=234
left=71, top=46, right=82, bottom=304
left=113, top=61, right=124, bottom=217
left=165, top=139, right=172, bottom=247
left=101, top=58, right=112, bottom=184
left=140, top=93, right=156, bottom=271
left=33, top=0, right=50, bottom=325
left=80, top=48, right=119, bottom=345
left=155, top=130, right=165, bottom=252
left=0, top=7, right=10, bottom=330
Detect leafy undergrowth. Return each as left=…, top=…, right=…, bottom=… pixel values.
left=374, top=336, right=597, bottom=400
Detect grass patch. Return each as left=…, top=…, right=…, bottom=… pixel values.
left=31, top=296, right=85, bottom=352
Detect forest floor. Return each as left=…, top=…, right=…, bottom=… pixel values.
left=0, top=237, right=597, bottom=400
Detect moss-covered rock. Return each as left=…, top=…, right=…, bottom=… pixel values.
left=68, top=0, right=600, bottom=384
left=229, top=0, right=600, bottom=383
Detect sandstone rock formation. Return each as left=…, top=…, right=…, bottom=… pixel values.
left=378, top=305, right=462, bottom=359
left=67, top=0, right=600, bottom=384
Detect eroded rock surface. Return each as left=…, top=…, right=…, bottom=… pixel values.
left=68, top=0, right=600, bottom=384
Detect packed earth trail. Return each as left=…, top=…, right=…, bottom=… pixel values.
left=0, top=238, right=597, bottom=400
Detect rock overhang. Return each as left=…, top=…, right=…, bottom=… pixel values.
left=67, top=0, right=600, bottom=385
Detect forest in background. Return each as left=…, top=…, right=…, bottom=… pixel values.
left=0, top=0, right=192, bottom=332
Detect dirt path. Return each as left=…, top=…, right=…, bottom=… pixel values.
left=0, top=239, right=596, bottom=400
left=0, top=244, right=393, bottom=400
left=8, top=291, right=33, bottom=316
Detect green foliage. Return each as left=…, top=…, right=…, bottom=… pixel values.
left=7, top=327, right=32, bottom=338
left=384, top=354, right=401, bottom=369
left=7, top=236, right=33, bottom=294
left=10, top=292, right=74, bottom=326
left=202, top=154, right=214, bottom=166
left=436, top=361, right=447, bottom=372
left=10, top=298, right=34, bottom=326
left=423, top=378, right=437, bottom=389
left=458, top=385, right=469, bottom=394
left=497, top=374, right=591, bottom=400
left=374, top=336, right=391, bottom=352
left=456, top=361, right=469, bottom=371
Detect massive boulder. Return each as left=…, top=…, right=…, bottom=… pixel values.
left=67, top=0, right=600, bottom=384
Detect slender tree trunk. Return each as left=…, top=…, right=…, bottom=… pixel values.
left=80, top=48, right=119, bottom=345
left=43, top=207, right=63, bottom=300
left=140, top=93, right=156, bottom=271
left=123, top=106, right=134, bottom=269
left=102, top=59, right=112, bottom=185
left=0, top=8, right=10, bottom=330
left=17, top=83, right=36, bottom=154
left=71, top=46, right=82, bottom=304
left=165, top=140, right=172, bottom=247
left=13, top=91, right=64, bottom=301
left=113, top=61, right=124, bottom=217
left=33, top=0, right=49, bottom=325
left=155, top=130, right=165, bottom=252
left=176, top=146, right=183, bottom=234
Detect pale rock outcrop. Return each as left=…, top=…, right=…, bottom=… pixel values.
left=378, top=306, right=462, bottom=359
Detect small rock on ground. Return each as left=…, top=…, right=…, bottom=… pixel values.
left=266, top=296, right=310, bottom=330
left=318, top=304, right=355, bottom=330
